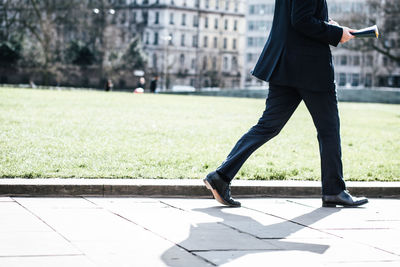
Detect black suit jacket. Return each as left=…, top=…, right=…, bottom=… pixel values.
left=252, top=0, right=343, bottom=91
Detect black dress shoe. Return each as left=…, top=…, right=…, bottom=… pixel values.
left=322, top=190, right=368, bottom=207
left=203, top=171, right=241, bottom=207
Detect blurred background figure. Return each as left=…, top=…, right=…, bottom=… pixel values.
left=105, top=79, right=113, bottom=91
left=134, top=77, right=146, bottom=94
left=150, top=76, right=158, bottom=93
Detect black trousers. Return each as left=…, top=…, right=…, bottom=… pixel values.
left=216, top=84, right=346, bottom=195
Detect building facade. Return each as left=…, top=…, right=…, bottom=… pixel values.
left=127, top=0, right=246, bottom=89
left=244, top=0, right=400, bottom=89
left=244, top=0, right=274, bottom=88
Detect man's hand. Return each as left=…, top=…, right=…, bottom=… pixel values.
left=340, top=27, right=356, bottom=43
left=328, top=19, right=340, bottom=26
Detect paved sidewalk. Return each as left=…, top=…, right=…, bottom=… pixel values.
left=1, top=197, right=400, bottom=266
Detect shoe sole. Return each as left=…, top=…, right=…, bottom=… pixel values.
left=203, top=178, right=234, bottom=207
left=322, top=199, right=369, bottom=208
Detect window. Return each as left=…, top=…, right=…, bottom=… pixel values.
left=340, top=55, right=347, bottom=65
left=353, top=55, right=360, bottom=66
left=214, top=18, right=218, bottom=29
left=204, top=36, right=208, bottom=48
left=223, top=38, right=227, bottom=49
left=225, top=0, right=229, bottom=11
left=191, top=58, right=196, bottom=69
left=216, top=0, right=219, bottom=10
left=180, top=54, right=185, bottom=65
left=383, top=57, right=388, bottom=65
left=205, top=17, right=209, bottom=28
left=338, top=73, right=346, bottom=86
left=169, top=34, right=173, bottom=45
left=213, top=37, right=218, bottom=48
left=192, top=35, right=198, bottom=47
left=224, top=19, right=228, bottom=30
left=169, top=13, right=174, bottom=24
left=247, top=37, right=253, bottom=47
left=203, top=56, right=207, bottom=70
left=249, top=5, right=255, bottom=14
left=365, top=73, right=372, bottom=87
left=232, top=56, right=238, bottom=70
left=155, top=11, right=159, bottom=24
left=145, top=32, right=150, bottom=44
left=212, top=57, right=217, bottom=70
left=247, top=53, right=253, bottom=62
left=193, top=15, right=199, bottom=27
left=182, top=14, right=186, bottom=26
left=181, top=34, right=185, bottom=46
left=234, top=20, right=238, bottom=31
left=352, top=73, right=360, bottom=87
left=223, top=56, right=228, bottom=70
left=206, top=0, right=209, bottom=8
left=154, top=32, right=159, bottom=45
left=233, top=38, right=237, bottom=50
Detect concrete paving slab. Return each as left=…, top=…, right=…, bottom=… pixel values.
left=0, top=202, right=51, bottom=232
left=0, top=231, right=82, bottom=257
left=0, top=255, right=96, bottom=267
left=243, top=198, right=389, bottom=230
left=14, top=196, right=98, bottom=209
left=10, top=207, right=153, bottom=242
left=74, top=239, right=213, bottom=267
left=325, top=229, right=400, bottom=255
left=87, top=198, right=279, bottom=251
left=197, top=237, right=400, bottom=266
left=197, top=250, right=400, bottom=267
left=162, top=198, right=333, bottom=239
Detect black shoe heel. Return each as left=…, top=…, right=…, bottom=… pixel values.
left=322, top=203, right=337, bottom=208
left=203, top=179, right=213, bottom=190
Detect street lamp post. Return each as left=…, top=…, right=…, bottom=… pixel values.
left=92, top=7, right=116, bottom=87
left=161, top=34, right=172, bottom=91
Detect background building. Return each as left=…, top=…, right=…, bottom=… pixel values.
left=243, top=0, right=400, bottom=89
left=136, top=0, right=246, bottom=90
left=244, top=0, right=274, bottom=88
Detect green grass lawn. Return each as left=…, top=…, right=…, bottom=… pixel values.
left=1, top=87, right=399, bottom=181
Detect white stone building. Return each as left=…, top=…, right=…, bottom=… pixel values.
left=244, top=0, right=274, bottom=88
left=244, top=0, right=400, bottom=89
left=125, top=0, right=246, bottom=89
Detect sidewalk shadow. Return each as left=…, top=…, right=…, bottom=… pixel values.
left=161, top=204, right=340, bottom=266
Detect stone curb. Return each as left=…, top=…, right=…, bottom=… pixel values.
left=1, top=179, right=399, bottom=198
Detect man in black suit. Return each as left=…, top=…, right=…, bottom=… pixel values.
left=204, top=0, right=368, bottom=208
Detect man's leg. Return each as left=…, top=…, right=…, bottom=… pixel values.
left=298, top=89, right=346, bottom=195
left=216, top=84, right=302, bottom=182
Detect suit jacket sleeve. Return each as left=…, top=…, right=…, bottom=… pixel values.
left=291, top=0, right=343, bottom=47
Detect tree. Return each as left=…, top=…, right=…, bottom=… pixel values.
left=0, top=0, right=23, bottom=67
left=121, top=37, right=147, bottom=70
left=348, top=0, right=400, bottom=64
left=66, top=41, right=96, bottom=67
left=17, top=0, right=83, bottom=84
left=0, top=42, right=21, bottom=66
